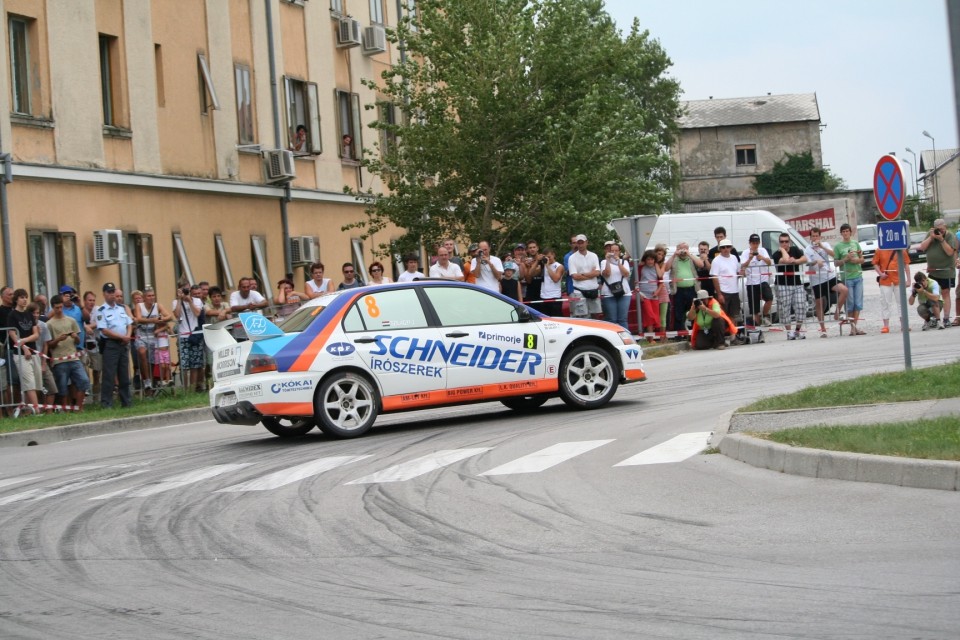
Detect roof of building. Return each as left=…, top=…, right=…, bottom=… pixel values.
left=679, top=93, right=820, bottom=129
left=919, top=148, right=960, bottom=175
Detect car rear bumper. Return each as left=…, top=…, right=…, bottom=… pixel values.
left=211, top=400, right=263, bottom=426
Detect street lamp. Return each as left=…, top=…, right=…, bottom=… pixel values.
left=922, top=130, right=941, bottom=214
left=902, top=157, right=920, bottom=226
left=904, top=147, right=918, bottom=195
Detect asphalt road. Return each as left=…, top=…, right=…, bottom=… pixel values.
left=1, top=276, right=958, bottom=639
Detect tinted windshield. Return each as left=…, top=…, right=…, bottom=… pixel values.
left=278, top=303, right=328, bottom=333
left=859, top=226, right=877, bottom=242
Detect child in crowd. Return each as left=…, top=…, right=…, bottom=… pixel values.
left=153, top=320, right=172, bottom=386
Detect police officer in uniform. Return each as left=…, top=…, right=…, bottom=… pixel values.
left=96, top=282, right=133, bottom=408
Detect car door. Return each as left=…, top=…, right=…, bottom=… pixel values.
left=341, top=287, right=446, bottom=398
left=420, top=286, right=548, bottom=397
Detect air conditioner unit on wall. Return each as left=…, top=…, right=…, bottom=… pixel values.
left=337, top=17, right=361, bottom=48
left=93, top=229, right=123, bottom=263
left=362, top=25, right=386, bottom=54
left=262, top=149, right=295, bottom=183
left=290, top=236, right=318, bottom=265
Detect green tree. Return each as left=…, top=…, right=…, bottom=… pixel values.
left=753, top=151, right=847, bottom=195
left=348, top=0, right=681, bottom=257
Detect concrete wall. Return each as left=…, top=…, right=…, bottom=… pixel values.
left=675, top=120, right=822, bottom=201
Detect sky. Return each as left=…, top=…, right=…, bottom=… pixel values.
left=604, top=0, right=957, bottom=191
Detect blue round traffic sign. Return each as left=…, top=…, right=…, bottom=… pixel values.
left=873, top=155, right=905, bottom=220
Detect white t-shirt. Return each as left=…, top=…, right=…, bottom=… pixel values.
left=306, top=279, right=332, bottom=295
left=174, top=297, right=204, bottom=337
left=541, top=262, right=564, bottom=299
left=568, top=250, right=600, bottom=291
left=229, top=289, right=266, bottom=314
left=741, top=247, right=772, bottom=285
left=470, top=255, right=504, bottom=292
left=600, top=259, right=632, bottom=298
left=803, top=242, right=836, bottom=285
left=397, top=270, right=425, bottom=282
left=709, top=253, right=741, bottom=294
left=429, top=262, right=463, bottom=280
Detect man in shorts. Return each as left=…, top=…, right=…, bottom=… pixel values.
left=568, top=234, right=601, bottom=319
left=909, top=271, right=943, bottom=330
left=833, top=223, right=866, bottom=335
left=739, top=233, right=774, bottom=328
left=803, top=226, right=848, bottom=338
left=917, top=218, right=957, bottom=326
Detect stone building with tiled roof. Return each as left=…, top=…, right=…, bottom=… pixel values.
left=673, top=93, right=823, bottom=202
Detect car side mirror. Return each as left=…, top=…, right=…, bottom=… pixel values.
left=516, top=306, right=532, bottom=323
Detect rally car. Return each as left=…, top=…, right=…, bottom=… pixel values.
left=205, top=281, right=645, bottom=439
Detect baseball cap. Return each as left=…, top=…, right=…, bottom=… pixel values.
left=59, top=284, right=76, bottom=294
left=468, top=243, right=479, bottom=252
left=718, top=239, right=733, bottom=248
left=603, top=240, right=615, bottom=246
left=514, top=243, right=525, bottom=250
left=696, top=289, right=710, bottom=300
left=102, top=282, right=116, bottom=292
left=749, top=234, right=760, bottom=243
left=503, top=261, right=517, bottom=271
left=575, top=234, right=587, bottom=242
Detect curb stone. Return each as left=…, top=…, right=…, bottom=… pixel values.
left=0, top=407, right=214, bottom=448
left=715, top=403, right=960, bottom=491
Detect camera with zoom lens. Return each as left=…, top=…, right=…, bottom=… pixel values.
left=539, top=257, right=547, bottom=266
left=181, top=287, right=191, bottom=295
left=913, top=283, right=922, bottom=291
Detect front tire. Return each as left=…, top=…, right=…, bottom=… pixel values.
left=558, top=345, right=619, bottom=409
left=261, top=416, right=316, bottom=438
left=500, top=395, right=549, bottom=412
left=314, top=372, right=379, bottom=438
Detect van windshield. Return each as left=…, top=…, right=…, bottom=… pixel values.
left=859, top=226, right=877, bottom=242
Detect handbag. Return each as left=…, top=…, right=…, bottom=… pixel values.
left=605, top=279, right=625, bottom=298
left=579, top=288, right=599, bottom=299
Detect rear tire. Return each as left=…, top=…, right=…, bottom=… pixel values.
left=314, top=372, right=379, bottom=438
left=558, top=345, right=619, bottom=409
left=261, top=416, right=316, bottom=438
left=500, top=395, right=549, bottom=412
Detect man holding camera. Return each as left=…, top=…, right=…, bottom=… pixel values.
left=909, top=271, right=944, bottom=330
left=687, top=289, right=735, bottom=350
left=521, top=240, right=545, bottom=310
left=664, top=242, right=703, bottom=333
left=918, top=218, right=957, bottom=327
left=469, top=241, right=503, bottom=292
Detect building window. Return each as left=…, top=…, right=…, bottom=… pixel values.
left=154, top=44, right=165, bottom=107
left=404, top=0, right=418, bottom=31
left=98, top=35, right=119, bottom=126
left=120, top=233, right=155, bottom=297
left=370, top=0, right=385, bottom=24
left=173, top=233, right=195, bottom=287
left=376, top=102, right=398, bottom=157
left=331, top=0, right=344, bottom=17
left=27, top=231, right=77, bottom=299
left=285, top=77, right=320, bottom=154
left=235, top=64, right=255, bottom=145
left=251, top=236, right=271, bottom=298
left=215, top=235, right=235, bottom=290
left=198, top=53, right=220, bottom=115
left=736, top=144, right=756, bottom=167
left=336, top=90, right=362, bottom=161
left=9, top=17, right=32, bottom=115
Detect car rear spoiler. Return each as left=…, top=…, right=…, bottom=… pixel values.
left=202, top=312, right=286, bottom=351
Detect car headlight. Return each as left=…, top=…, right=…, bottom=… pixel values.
left=617, top=331, right=635, bottom=345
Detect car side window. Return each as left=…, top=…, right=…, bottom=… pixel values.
left=424, top=287, right=519, bottom=326
left=345, top=289, right=428, bottom=332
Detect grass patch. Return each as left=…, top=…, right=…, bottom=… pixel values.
left=0, top=391, right=209, bottom=434
left=759, top=416, right=960, bottom=461
left=642, top=341, right=686, bottom=359
left=741, top=360, right=960, bottom=412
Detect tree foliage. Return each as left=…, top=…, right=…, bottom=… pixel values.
left=753, top=151, right=847, bottom=195
left=347, top=0, right=681, bottom=257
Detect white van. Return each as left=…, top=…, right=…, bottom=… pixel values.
left=625, top=210, right=810, bottom=257
left=857, top=223, right=877, bottom=266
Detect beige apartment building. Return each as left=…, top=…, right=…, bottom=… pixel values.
left=1, top=0, right=407, bottom=304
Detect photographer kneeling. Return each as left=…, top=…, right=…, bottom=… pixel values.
left=688, top=289, right=737, bottom=350
left=909, top=271, right=944, bottom=330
